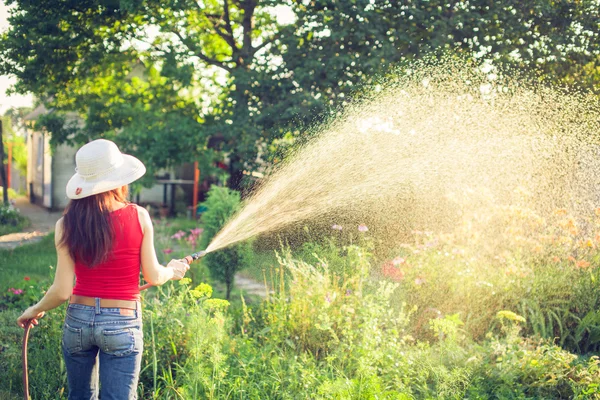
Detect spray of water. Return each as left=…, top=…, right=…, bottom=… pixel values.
left=206, top=59, right=600, bottom=254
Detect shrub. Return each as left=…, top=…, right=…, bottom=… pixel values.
left=0, top=307, right=67, bottom=399
left=199, top=186, right=253, bottom=299
left=0, top=202, right=28, bottom=235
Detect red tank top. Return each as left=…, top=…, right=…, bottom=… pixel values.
left=72, top=204, right=143, bottom=301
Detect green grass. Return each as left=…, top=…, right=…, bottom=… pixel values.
left=0, top=217, right=30, bottom=236
left=155, top=216, right=203, bottom=237
left=0, top=233, right=56, bottom=291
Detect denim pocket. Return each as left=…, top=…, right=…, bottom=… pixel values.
left=62, top=322, right=83, bottom=354
left=102, top=327, right=141, bottom=357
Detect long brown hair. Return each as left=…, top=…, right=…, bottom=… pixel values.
left=59, top=186, right=129, bottom=267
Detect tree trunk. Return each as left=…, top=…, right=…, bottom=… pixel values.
left=227, top=154, right=244, bottom=191
left=225, top=278, right=233, bottom=300
left=0, top=120, right=8, bottom=205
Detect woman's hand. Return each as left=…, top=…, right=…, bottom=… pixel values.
left=166, top=259, right=190, bottom=280
left=17, top=306, right=45, bottom=329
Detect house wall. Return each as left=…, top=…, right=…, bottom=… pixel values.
left=52, top=142, right=77, bottom=209
left=29, top=130, right=45, bottom=205
left=138, top=184, right=166, bottom=204
left=42, top=134, right=52, bottom=208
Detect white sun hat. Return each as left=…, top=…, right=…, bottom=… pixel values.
left=66, top=139, right=146, bottom=199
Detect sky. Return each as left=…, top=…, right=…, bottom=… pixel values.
left=0, top=1, right=34, bottom=114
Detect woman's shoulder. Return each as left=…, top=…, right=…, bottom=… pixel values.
left=131, top=203, right=149, bottom=216
left=131, top=204, right=151, bottom=232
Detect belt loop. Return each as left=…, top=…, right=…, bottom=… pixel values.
left=95, top=298, right=100, bottom=314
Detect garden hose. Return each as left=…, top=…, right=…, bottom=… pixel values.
left=22, top=320, right=32, bottom=400
left=22, top=250, right=207, bottom=398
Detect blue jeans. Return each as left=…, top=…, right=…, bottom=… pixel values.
left=62, top=300, right=143, bottom=400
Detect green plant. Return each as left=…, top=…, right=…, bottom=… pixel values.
left=0, top=202, right=29, bottom=235
left=0, top=307, right=67, bottom=399
left=199, top=186, right=253, bottom=299
left=0, top=234, right=56, bottom=295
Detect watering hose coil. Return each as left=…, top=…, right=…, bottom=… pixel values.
left=22, top=250, right=207, bottom=399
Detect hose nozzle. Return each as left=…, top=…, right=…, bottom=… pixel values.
left=183, top=250, right=207, bottom=264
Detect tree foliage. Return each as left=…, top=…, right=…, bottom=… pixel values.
left=199, top=185, right=253, bottom=299
left=1, top=0, right=598, bottom=188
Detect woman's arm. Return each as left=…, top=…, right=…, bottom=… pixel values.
left=17, top=219, right=75, bottom=328
left=137, top=206, right=189, bottom=286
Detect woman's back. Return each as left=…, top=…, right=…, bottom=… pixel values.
left=72, top=204, right=143, bottom=301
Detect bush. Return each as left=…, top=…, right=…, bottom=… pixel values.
left=0, top=202, right=28, bottom=235
left=138, top=280, right=222, bottom=398
left=199, top=186, right=253, bottom=299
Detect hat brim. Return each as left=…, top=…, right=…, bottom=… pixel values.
left=66, top=154, right=146, bottom=199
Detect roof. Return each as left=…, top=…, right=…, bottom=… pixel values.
left=23, top=104, right=52, bottom=121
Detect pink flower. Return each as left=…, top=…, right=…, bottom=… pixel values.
left=190, top=228, right=204, bottom=236
left=186, top=234, right=197, bottom=246
left=332, top=224, right=343, bottom=231
left=171, top=230, right=186, bottom=240
left=163, top=248, right=173, bottom=254
left=358, top=224, right=369, bottom=232
left=14, top=289, right=23, bottom=295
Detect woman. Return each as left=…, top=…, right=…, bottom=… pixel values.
left=17, top=139, right=190, bottom=399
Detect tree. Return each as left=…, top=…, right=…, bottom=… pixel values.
left=0, top=120, right=7, bottom=205
left=199, top=186, right=253, bottom=299
left=0, top=0, right=288, bottom=188
left=260, top=0, right=600, bottom=142
left=1, top=0, right=598, bottom=191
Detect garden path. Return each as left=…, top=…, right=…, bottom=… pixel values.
left=0, top=197, right=62, bottom=250
left=234, top=272, right=268, bottom=299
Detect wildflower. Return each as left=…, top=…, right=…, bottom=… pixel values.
left=190, top=283, right=213, bottom=299
left=576, top=260, right=591, bottom=269
left=552, top=256, right=560, bottom=263
left=190, top=228, right=204, bottom=236
left=331, top=224, right=343, bottom=231
left=163, top=248, right=173, bottom=254
left=178, top=277, right=192, bottom=286
left=358, top=224, right=368, bottom=232
left=10, top=288, right=23, bottom=295
left=186, top=234, right=197, bottom=246
left=414, top=277, right=426, bottom=285
left=325, top=294, right=332, bottom=303
left=595, top=207, right=600, bottom=216
left=554, top=208, right=568, bottom=216
left=497, top=310, right=526, bottom=323
left=204, top=299, right=230, bottom=311
left=505, top=265, right=518, bottom=276
left=24, top=276, right=30, bottom=281
left=382, top=261, right=404, bottom=282
left=171, top=230, right=186, bottom=240
left=392, top=257, right=406, bottom=266
left=345, top=289, right=352, bottom=296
